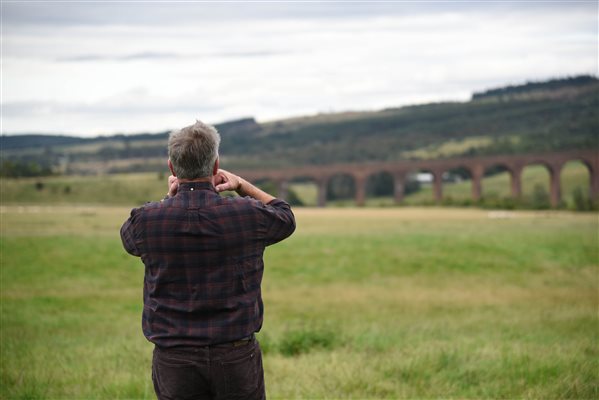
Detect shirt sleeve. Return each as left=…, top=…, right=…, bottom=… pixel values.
left=120, top=207, right=143, bottom=257
left=260, top=199, right=296, bottom=246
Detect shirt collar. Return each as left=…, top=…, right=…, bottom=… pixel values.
left=178, top=181, right=216, bottom=193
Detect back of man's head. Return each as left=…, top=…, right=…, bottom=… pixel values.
left=168, top=120, right=221, bottom=180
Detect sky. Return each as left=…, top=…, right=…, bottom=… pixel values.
left=1, top=1, right=597, bottom=137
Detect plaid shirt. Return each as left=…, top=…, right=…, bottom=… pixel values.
left=120, top=181, right=295, bottom=347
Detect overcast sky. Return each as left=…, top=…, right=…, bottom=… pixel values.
left=1, top=1, right=597, bottom=136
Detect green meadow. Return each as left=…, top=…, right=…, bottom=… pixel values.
left=1, top=203, right=597, bottom=398
left=0, top=161, right=592, bottom=210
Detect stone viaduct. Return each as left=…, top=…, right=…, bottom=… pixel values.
left=238, top=150, right=598, bottom=207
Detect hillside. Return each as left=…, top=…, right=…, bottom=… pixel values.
left=1, top=76, right=597, bottom=176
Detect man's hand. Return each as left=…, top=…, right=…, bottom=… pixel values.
left=214, top=169, right=242, bottom=193
left=214, top=169, right=276, bottom=204
left=167, top=175, right=179, bottom=197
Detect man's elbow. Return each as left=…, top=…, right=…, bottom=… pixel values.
left=120, top=226, right=141, bottom=257
left=121, top=239, right=140, bottom=257
left=286, top=216, right=296, bottom=239
left=122, top=242, right=141, bottom=257
left=279, top=212, right=296, bottom=241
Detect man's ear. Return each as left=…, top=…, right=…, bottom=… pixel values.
left=212, top=158, right=219, bottom=176
left=168, top=159, right=176, bottom=176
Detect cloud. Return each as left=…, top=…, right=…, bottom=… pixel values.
left=1, top=96, right=228, bottom=135
left=2, top=94, right=224, bottom=116
left=3, top=2, right=593, bottom=28
left=2, top=2, right=596, bottom=135
left=0, top=3, right=474, bottom=27
left=56, top=50, right=286, bottom=63
left=57, top=52, right=179, bottom=62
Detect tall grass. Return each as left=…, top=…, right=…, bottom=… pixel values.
left=1, top=206, right=597, bottom=399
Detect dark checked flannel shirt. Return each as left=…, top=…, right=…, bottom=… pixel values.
left=120, top=181, right=295, bottom=348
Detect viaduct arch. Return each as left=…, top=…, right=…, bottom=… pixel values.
left=238, top=150, right=598, bottom=208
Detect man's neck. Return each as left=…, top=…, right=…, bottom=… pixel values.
left=177, top=177, right=212, bottom=184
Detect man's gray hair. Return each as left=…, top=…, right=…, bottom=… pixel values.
left=168, top=120, right=221, bottom=179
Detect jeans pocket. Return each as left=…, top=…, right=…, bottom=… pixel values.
left=152, top=348, right=206, bottom=400
left=222, top=344, right=262, bottom=399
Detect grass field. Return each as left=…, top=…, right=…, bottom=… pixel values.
left=1, top=205, right=597, bottom=399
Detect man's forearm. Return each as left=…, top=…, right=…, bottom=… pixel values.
left=237, top=178, right=276, bottom=204
left=214, top=169, right=277, bottom=204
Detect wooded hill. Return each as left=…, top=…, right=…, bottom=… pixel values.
left=1, top=76, right=597, bottom=177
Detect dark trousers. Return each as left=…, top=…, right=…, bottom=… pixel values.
left=152, top=337, right=265, bottom=400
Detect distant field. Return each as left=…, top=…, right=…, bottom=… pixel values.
left=0, top=161, right=591, bottom=209
left=1, top=206, right=597, bottom=399
left=0, top=173, right=169, bottom=206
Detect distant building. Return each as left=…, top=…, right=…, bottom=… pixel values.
left=414, top=172, right=433, bottom=184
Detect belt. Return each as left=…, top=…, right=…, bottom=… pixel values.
left=156, top=334, right=255, bottom=350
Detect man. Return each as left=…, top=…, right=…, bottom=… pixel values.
left=120, top=120, right=296, bottom=400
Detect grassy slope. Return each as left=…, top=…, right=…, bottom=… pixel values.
left=3, top=80, right=598, bottom=174
left=220, top=85, right=599, bottom=168
left=1, top=207, right=597, bottom=399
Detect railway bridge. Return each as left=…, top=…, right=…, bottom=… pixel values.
left=238, top=150, right=598, bottom=207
